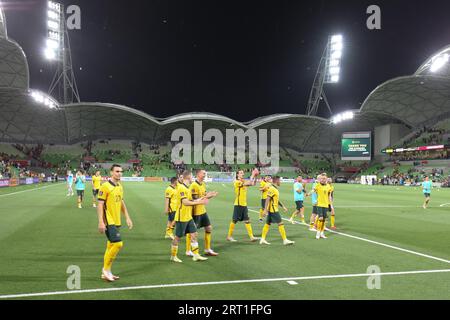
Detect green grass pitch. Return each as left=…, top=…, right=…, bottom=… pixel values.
left=0, top=181, right=449, bottom=300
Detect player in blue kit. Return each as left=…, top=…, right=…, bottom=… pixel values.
left=422, top=176, right=432, bottom=209
left=289, top=176, right=306, bottom=224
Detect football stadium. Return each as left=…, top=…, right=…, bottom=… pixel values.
left=1, top=2, right=450, bottom=302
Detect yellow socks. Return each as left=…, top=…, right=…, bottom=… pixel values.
left=205, top=231, right=212, bottom=251
left=245, top=223, right=254, bottom=239
left=186, top=233, right=192, bottom=252
left=331, top=215, right=335, bottom=228
left=278, top=225, right=287, bottom=241
left=103, top=241, right=123, bottom=271
left=290, top=212, right=297, bottom=220
left=228, top=222, right=236, bottom=238
left=171, top=245, right=178, bottom=257
left=316, top=220, right=323, bottom=233
left=262, top=224, right=270, bottom=240
left=259, top=209, right=264, bottom=220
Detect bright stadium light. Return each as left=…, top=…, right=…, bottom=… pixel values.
left=430, top=53, right=449, bottom=72
left=44, top=1, right=62, bottom=61
left=332, top=111, right=354, bottom=124
left=325, top=34, right=344, bottom=83
left=46, top=39, right=59, bottom=49
left=44, top=47, right=56, bottom=60
left=30, top=90, right=58, bottom=109
left=331, top=75, right=340, bottom=83
left=331, top=34, right=343, bottom=43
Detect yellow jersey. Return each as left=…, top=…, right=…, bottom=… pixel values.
left=190, top=180, right=207, bottom=216
left=234, top=179, right=248, bottom=207
left=98, top=180, right=124, bottom=226
left=260, top=180, right=271, bottom=200
left=267, top=185, right=280, bottom=213
left=92, top=175, right=102, bottom=190
left=165, top=185, right=178, bottom=213
left=175, top=183, right=194, bottom=222
left=313, top=183, right=332, bottom=208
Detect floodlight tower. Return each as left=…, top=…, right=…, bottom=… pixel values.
left=307, top=35, right=343, bottom=117
left=45, top=1, right=80, bottom=104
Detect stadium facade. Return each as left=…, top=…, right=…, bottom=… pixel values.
left=1, top=10, right=450, bottom=156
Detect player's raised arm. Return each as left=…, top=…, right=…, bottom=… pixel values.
left=243, top=168, right=260, bottom=186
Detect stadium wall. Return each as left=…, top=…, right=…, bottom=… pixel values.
left=374, top=124, right=411, bottom=157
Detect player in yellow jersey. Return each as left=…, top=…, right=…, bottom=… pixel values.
left=97, top=164, right=133, bottom=282
left=92, top=171, right=102, bottom=208
left=260, top=176, right=295, bottom=246
left=188, top=169, right=219, bottom=257
left=259, top=176, right=272, bottom=222
left=327, top=178, right=336, bottom=230
left=313, top=174, right=333, bottom=240
left=164, top=177, right=179, bottom=240
left=226, top=168, right=260, bottom=243
left=170, top=170, right=215, bottom=263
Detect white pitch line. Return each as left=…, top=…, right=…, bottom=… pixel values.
left=1, top=269, right=449, bottom=299
left=439, top=203, right=450, bottom=207
left=0, top=183, right=62, bottom=198
left=248, top=209, right=450, bottom=265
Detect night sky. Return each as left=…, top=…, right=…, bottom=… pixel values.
left=4, top=0, right=450, bottom=121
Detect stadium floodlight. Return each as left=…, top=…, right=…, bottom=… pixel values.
left=307, top=34, right=345, bottom=116
left=326, top=34, right=344, bottom=84
left=44, top=47, right=56, bottom=60
left=332, top=111, right=354, bottom=124
left=30, top=90, right=58, bottom=109
left=45, top=0, right=81, bottom=104
left=430, top=53, right=449, bottom=72
left=331, top=75, right=340, bottom=83
left=44, top=1, right=62, bottom=61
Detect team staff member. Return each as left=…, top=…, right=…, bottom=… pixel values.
left=75, top=170, right=86, bottom=209
left=422, top=176, right=432, bottom=209
left=289, top=176, right=306, bottom=224
left=97, top=164, right=133, bottom=282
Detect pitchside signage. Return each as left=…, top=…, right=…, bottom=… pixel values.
left=341, top=132, right=372, bottom=161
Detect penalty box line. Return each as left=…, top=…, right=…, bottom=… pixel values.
left=0, top=183, right=63, bottom=198
left=1, top=269, right=450, bottom=299
left=248, top=209, right=450, bottom=265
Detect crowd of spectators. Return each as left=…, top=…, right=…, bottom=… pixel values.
left=389, top=150, right=449, bottom=162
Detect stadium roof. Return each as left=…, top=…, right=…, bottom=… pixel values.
left=0, top=10, right=450, bottom=152
left=361, top=45, right=450, bottom=128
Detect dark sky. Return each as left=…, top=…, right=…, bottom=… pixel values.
left=4, top=0, right=450, bottom=121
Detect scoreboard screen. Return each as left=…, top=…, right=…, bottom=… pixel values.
left=341, top=132, right=372, bottom=161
